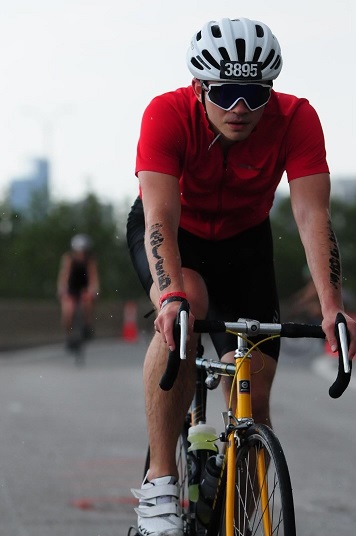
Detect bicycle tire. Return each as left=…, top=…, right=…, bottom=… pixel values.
left=218, top=423, right=296, bottom=536
left=67, top=304, right=86, bottom=366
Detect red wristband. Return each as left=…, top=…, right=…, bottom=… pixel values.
left=159, top=291, right=187, bottom=308
left=160, top=296, right=187, bottom=309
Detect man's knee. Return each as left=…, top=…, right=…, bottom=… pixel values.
left=182, top=268, right=208, bottom=317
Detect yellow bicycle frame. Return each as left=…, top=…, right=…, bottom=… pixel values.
left=225, top=341, right=272, bottom=536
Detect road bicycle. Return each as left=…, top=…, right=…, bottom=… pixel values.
left=65, top=300, right=88, bottom=366
left=130, top=302, right=351, bottom=536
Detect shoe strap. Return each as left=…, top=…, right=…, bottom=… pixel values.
left=131, top=484, right=179, bottom=501
left=134, top=502, right=180, bottom=518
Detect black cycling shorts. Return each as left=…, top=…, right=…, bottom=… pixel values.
left=127, top=197, right=280, bottom=361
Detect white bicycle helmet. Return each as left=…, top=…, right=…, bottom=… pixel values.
left=187, top=18, right=282, bottom=82
left=71, top=233, right=92, bottom=252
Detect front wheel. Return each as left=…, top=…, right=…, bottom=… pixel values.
left=218, top=423, right=296, bottom=536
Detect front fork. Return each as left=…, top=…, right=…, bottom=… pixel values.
left=226, top=335, right=252, bottom=536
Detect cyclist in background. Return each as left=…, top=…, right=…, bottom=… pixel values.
left=57, top=233, right=100, bottom=345
left=126, top=17, right=356, bottom=536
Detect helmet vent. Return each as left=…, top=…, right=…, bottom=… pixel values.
left=218, top=47, right=230, bottom=61
left=261, top=49, right=275, bottom=70
left=252, top=46, right=262, bottom=62
left=235, top=38, right=246, bottom=62
left=190, top=58, right=204, bottom=71
left=272, top=56, right=282, bottom=70
left=196, top=30, right=202, bottom=41
left=202, top=49, right=220, bottom=69
left=191, top=56, right=211, bottom=71
left=255, top=25, right=264, bottom=38
left=211, top=24, right=222, bottom=38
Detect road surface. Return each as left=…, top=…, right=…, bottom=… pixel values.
left=0, top=337, right=355, bottom=536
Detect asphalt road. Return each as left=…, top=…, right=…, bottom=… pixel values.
left=0, top=337, right=355, bottom=536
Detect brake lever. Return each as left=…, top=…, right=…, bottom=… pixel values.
left=179, top=308, right=188, bottom=360
left=329, top=312, right=352, bottom=399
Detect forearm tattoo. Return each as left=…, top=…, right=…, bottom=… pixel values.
left=328, top=218, right=341, bottom=290
left=149, top=223, right=171, bottom=291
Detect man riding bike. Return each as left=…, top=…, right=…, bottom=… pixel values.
left=127, top=17, right=356, bottom=536
left=57, top=233, right=99, bottom=347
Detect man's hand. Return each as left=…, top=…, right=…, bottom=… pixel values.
left=322, top=311, right=356, bottom=360
left=154, top=301, right=195, bottom=351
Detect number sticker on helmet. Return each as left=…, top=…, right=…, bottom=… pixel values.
left=220, top=61, right=263, bottom=80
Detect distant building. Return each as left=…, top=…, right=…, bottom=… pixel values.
left=8, top=158, right=50, bottom=215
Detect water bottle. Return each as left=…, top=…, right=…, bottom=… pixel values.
left=196, top=453, right=225, bottom=526
left=187, top=424, right=218, bottom=502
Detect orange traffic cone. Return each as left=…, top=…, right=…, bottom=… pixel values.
left=122, top=301, right=138, bottom=342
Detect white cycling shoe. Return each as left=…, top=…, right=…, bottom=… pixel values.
left=131, top=475, right=183, bottom=536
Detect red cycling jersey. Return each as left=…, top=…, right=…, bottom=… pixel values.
left=135, top=85, right=329, bottom=240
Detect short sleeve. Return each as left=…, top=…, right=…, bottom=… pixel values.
left=285, top=101, right=329, bottom=181
left=135, top=96, right=186, bottom=177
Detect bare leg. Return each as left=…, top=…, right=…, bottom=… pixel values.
left=81, top=290, right=94, bottom=327
left=61, top=295, right=76, bottom=334
left=145, top=268, right=209, bottom=482
left=144, top=332, right=197, bottom=480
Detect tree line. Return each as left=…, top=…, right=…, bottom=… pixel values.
left=0, top=192, right=355, bottom=309
left=0, top=193, right=143, bottom=301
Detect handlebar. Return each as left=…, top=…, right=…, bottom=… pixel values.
left=159, top=311, right=352, bottom=398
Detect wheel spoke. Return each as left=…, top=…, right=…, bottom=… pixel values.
left=219, top=424, right=296, bottom=536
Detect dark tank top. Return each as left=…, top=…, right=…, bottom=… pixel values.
left=68, top=258, right=89, bottom=296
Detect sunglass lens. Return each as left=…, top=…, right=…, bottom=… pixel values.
left=207, top=84, right=271, bottom=111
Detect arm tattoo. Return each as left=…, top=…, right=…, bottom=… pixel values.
left=327, top=218, right=341, bottom=290
left=149, top=223, right=171, bottom=291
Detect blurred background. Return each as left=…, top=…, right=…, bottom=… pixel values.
left=0, top=0, right=355, bottom=351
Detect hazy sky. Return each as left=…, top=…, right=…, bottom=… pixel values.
left=0, top=0, right=354, bottom=206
